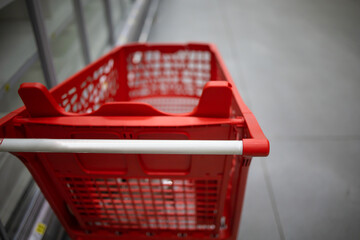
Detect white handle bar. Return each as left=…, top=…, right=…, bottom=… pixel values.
left=0, top=139, right=243, bottom=155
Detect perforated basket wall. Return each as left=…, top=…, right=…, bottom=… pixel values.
left=126, top=50, right=212, bottom=113
left=62, top=177, right=220, bottom=231
left=58, top=58, right=120, bottom=113
left=52, top=45, right=216, bottom=115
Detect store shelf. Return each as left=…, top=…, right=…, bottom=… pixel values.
left=51, top=20, right=84, bottom=82
left=5, top=181, right=45, bottom=239
left=0, top=20, right=37, bottom=87
left=43, top=0, right=74, bottom=40
left=0, top=153, right=32, bottom=225
left=0, top=0, right=15, bottom=10
left=84, top=0, right=110, bottom=61
left=0, top=60, right=45, bottom=112
left=0, top=1, right=152, bottom=239
left=0, top=0, right=74, bottom=97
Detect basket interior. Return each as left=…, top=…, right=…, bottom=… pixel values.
left=57, top=48, right=216, bottom=114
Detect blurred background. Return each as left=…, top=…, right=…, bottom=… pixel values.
left=0, top=0, right=359, bottom=239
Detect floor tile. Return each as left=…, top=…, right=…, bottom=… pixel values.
left=221, top=0, right=360, bottom=137
left=238, top=158, right=281, bottom=240
left=148, top=1, right=360, bottom=239
left=267, top=139, right=360, bottom=240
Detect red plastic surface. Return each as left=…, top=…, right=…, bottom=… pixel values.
left=0, top=43, right=269, bottom=240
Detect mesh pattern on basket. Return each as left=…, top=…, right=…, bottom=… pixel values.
left=59, top=59, right=119, bottom=113
left=126, top=50, right=212, bottom=113
left=132, top=97, right=199, bottom=114
left=63, top=177, right=220, bottom=231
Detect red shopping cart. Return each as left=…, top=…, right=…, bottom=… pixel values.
left=0, top=43, right=269, bottom=240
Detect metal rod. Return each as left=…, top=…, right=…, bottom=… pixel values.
left=25, top=0, right=57, bottom=88
left=0, top=139, right=243, bottom=155
left=138, top=0, right=159, bottom=42
left=73, top=0, right=91, bottom=64
left=116, top=0, right=150, bottom=45
left=103, top=0, right=116, bottom=46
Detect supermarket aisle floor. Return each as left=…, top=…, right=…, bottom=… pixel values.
left=148, top=0, right=360, bottom=239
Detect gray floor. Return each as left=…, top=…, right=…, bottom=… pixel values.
left=148, top=0, right=360, bottom=239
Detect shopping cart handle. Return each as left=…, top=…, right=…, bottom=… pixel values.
left=0, top=138, right=244, bottom=155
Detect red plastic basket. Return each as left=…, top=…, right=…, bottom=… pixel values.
left=0, top=43, right=269, bottom=240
